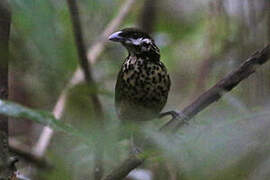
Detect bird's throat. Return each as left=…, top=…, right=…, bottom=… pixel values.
left=128, top=50, right=160, bottom=62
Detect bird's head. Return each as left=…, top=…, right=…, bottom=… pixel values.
left=109, top=28, right=160, bottom=59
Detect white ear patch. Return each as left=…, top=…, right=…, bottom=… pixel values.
left=142, top=38, right=152, bottom=44
left=130, top=38, right=152, bottom=45
left=130, top=38, right=143, bottom=45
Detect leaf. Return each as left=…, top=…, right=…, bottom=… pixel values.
left=0, top=99, right=91, bottom=145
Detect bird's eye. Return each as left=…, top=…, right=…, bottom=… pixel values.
left=142, top=42, right=149, bottom=47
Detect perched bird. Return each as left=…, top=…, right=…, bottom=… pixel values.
left=109, top=28, right=171, bottom=122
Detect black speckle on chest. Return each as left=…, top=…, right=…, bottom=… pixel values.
left=120, top=56, right=170, bottom=104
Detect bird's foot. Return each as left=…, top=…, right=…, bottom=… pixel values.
left=159, top=110, right=189, bottom=131
left=159, top=110, right=189, bottom=125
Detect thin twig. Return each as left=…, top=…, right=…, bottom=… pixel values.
left=33, top=0, right=135, bottom=158
left=103, top=45, right=270, bottom=180
left=87, top=0, right=135, bottom=63
left=66, top=0, right=105, bottom=179
left=66, top=0, right=103, bottom=115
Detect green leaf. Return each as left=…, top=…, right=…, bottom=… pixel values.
left=0, top=99, right=91, bottom=145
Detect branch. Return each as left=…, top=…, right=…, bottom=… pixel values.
left=103, top=45, right=270, bottom=180
left=66, top=0, right=103, bottom=115
left=9, top=138, right=50, bottom=169
left=67, top=0, right=94, bottom=83
left=162, top=44, right=270, bottom=132
left=87, top=0, right=135, bottom=63
left=66, top=0, right=105, bottom=179
left=138, top=0, right=157, bottom=34
left=0, top=1, right=17, bottom=179
left=33, top=0, right=135, bottom=159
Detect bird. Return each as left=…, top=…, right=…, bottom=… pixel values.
left=109, top=28, right=171, bottom=122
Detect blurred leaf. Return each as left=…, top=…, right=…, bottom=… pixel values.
left=0, top=99, right=91, bottom=145
left=38, top=153, right=72, bottom=180
left=145, top=110, right=270, bottom=180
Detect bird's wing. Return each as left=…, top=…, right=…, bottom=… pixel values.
left=115, top=69, right=125, bottom=115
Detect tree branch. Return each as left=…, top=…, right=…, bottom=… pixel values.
left=138, top=0, right=158, bottom=34
left=9, top=138, right=50, bottom=169
left=103, top=45, right=270, bottom=180
left=0, top=1, right=17, bottom=179
left=162, top=44, right=270, bottom=132
left=66, top=0, right=105, bottom=179
left=87, top=0, right=135, bottom=63
left=66, top=0, right=103, bottom=116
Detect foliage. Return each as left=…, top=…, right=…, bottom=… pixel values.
left=5, top=0, right=270, bottom=179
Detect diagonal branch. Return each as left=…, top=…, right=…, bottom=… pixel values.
left=87, top=0, right=135, bottom=64
left=162, top=44, right=270, bottom=132
left=103, top=44, right=270, bottom=180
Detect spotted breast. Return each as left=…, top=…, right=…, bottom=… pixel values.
left=115, top=55, right=170, bottom=121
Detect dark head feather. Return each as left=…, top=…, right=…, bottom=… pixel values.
left=109, top=28, right=160, bottom=60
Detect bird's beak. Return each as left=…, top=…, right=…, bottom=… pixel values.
left=108, top=31, right=124, bottom=42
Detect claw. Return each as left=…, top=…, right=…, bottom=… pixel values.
left=159, top=110, right=189, bottom=131
left=159, top=110, right=188, bottom=124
